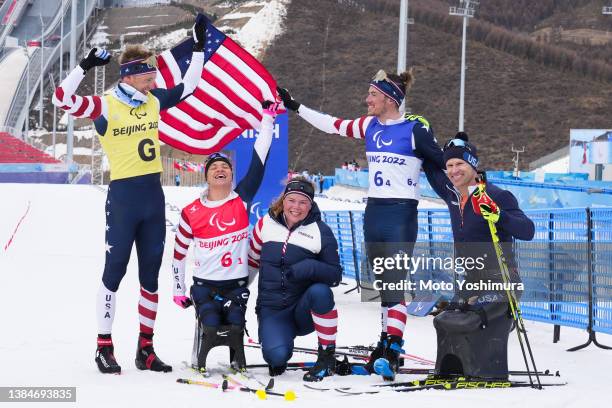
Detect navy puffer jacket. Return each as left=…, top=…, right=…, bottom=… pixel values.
left=248, top=202, right=342, bottom=312
left=422, top=160, right=535, bottom=294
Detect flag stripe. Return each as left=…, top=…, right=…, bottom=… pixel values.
left=161, top=109, right=217, bottom=139
left=174, top=249, right=186, bottom=260
left=166, top=101, right=227, bottom=130
left=163, top=106, right=215, bottom=133
left=73, top=97, right=90, bottom=117
left=175, top=235, right=189, bottom=250
left=138, top=304, right=157, bottom=320
left=221, top=40, right=276, bottom=95
left=196, top=85, right=255, bottom=129
left=140, top=288, right=158, bottom=303
left=216, top=44, right=274, bottom=101
left=158, top=50, right=180, bottom=89
left=200, top=72, right=261, bottom=128
left=346, top=120, right=355, bottom=138
left=178, top=225, right=192, bottom=239
left=205, top=57, right=263, bottom=118
left=182, top=88, right=242, bottom=128
left=160, top=117, right=234, bottom=143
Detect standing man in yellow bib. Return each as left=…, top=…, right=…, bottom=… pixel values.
left=52, top=19, right=206, bottom=374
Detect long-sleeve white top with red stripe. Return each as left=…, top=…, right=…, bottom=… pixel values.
left=171, top=113, right=275, bottom=296
left=51, top=51, right=204, bottom=127
left=296, top=104, right=444, bottom=200
left=297, top=104, right=373, bottom=139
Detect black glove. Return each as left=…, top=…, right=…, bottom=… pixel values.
left=336, top=356, right=353, bottom=376
left=277, top=87, right=300, bottom=111
left=192, top=18, right=207, bottom=52
left=79, top=48, right=111, bottom=72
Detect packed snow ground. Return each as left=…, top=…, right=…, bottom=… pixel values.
left=1, top=183, right=610, bottom=408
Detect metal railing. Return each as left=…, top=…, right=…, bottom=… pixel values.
left=3, top=0, right=97, bottom=133
left=0, top=0, right=17, bottom=50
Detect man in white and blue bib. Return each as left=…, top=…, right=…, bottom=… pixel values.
left=278, top=69, right=445, bottom=380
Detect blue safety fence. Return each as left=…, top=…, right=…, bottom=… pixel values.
left=592, top=208, right=612, bottom=335
left=321, top=176, right=335, bottom=191
left=335, top=168, right=369, bottom=189
left=417, top=173, right=612, bottom=210
left=516, top=209, right=590, bottom=331
left=334, top=167, right=612, bottom=209
left=320, top=211, right=359, bottom=279
left=322, top=206, right=612, bottom=345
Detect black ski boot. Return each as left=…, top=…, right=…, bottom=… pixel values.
left=303, top=344, right=337, bottom=382
left=228, top=325, right=247, bottom=372
left=95, top=334, right=121, bottom=374
left=373, top=335, right=404, bottom=381
left=364, top=332, right=387, bottom=374
left=268, top=364, right=287, bottom=377
left=135, top=333, right=172, bottom=372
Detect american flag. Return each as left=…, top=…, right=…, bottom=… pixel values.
left=156, top=14, right=279, bottom=154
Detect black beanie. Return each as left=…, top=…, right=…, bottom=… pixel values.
left=443, top=132, right=479, bottom=170
left=204, top=153, right=232, bottom=177
left=284, top=179, right=315, bottom=202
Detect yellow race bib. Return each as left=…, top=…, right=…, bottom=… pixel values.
left=99, top=93, right=163, bottom=180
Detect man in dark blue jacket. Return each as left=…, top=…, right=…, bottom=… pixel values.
left=423, top=133, right=536, bottom=379
left=423, top=132, right=535, bottom=302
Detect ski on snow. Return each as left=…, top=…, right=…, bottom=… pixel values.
left=246, top=338, right=434, bottom=366
left=321, top=378, right=567, bottom=395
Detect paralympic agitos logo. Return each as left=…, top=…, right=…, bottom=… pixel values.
left=130, top=108, right=147, bottom=120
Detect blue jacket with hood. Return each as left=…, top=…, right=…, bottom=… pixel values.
left=249, top=202, right=342, bottom=312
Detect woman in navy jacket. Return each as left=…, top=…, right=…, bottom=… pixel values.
left=248, top=177, right=342, bottom=382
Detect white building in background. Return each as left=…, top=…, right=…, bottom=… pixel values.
left=529, top=130, right=612, bottom=182
left=569, top=129, right=612, bottom=181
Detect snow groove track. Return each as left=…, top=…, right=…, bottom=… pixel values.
left=3, top=199, right=30, bottom=250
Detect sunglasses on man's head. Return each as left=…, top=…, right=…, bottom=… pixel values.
left=443, top=138, right=473, bottom=152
